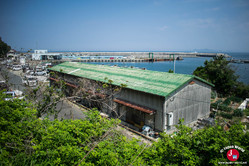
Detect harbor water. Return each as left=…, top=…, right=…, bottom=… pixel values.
left=88, top=52, right=249, bottom=85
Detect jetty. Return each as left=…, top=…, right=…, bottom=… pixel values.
left=230, top=59, right=249, bottom=64
left=44, top=57, right=183, bottom=63
left=28, top=51, right=230, bottom=63
left=57, top=52, right=229, bottom=63
left=61, top=51, right=229, bottom=59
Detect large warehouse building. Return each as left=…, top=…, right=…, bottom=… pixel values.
left=49, top=62, right=213, bottom=132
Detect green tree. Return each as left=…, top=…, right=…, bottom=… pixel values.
left=1, top=90, right=249, bottom=166
left=234, top=82, right=249, bottom=99
left=193, top=56, right=238, bottom=96
left=0, top=91, right=142, bottom=165
left=0, top=37, right=11, bottom=58
left=168, top=69, right=174, bottom=73
left=143, top=121, right=249, bottom=165
left=0, top=91, right=38, bottom=165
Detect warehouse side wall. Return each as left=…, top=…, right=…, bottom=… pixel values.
left=118, top=89, right=165, bottom=132
left=164, top=79, right=212, bottom=132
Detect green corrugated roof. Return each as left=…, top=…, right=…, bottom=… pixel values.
left=49, top=62, right=213, bottom=97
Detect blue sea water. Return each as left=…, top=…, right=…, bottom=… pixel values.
left=87, top=52, right=249, bottom=85
left=228, top=52, right=249, bottom=85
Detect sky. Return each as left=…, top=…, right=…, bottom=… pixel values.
left=0, top=0, right=249, bottom=52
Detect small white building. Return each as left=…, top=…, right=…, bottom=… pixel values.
left=7, top=49, right=18, bottom=59
left=238, top=98, right=249, bottom=110
left=32, top=50, right=62, bottom=60
left=20, top=56, right=26, bottom=65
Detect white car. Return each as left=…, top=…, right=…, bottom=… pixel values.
left=4, top=90, right=24, bottom=101
left=23, top=75, right=38, bottom=87
left=12, top=65, right=22, bottom=71
left=25, top=70, right=35, bottom=75
left=35, top=70, right=47, bottom=76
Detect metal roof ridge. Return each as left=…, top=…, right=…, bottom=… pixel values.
left=193, top=76, right=215, bottom=87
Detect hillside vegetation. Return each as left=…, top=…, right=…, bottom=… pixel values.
left=1, top=92, right=249, bottom=165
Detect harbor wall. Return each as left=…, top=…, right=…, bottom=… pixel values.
left=59, top=52, right=229, bottom=58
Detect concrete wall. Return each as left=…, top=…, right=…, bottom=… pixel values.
left=164, top=79, right=211, bottom=132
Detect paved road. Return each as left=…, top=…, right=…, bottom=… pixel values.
left=45, top=99, right=86, bottom=120
left=0, top=67, right=24, bottom=91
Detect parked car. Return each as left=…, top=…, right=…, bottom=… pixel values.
left=3, top=90, right=24, bottom=101
left=23, top=75, right=38, bottom=87
left=25, top=70, right=35, bottom=75
left=35, top=70, right=47, bottom=76
left=1, top=60, right=7, bottom=65
left=12, top=65, right=22, bottom=71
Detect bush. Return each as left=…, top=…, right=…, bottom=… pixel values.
left=233, top=109, right=244, bottom=117
left=219, top=104, right=232, bottom=112
left=211, top=91, right=216, bottom=99
left=219, top=112, right=232, bottom=119
left=209, top=112, right=216, bottom=118
left=211, top=103, right=217, bottom=109
left=244, top=109, right=249, bottom=116
left=211, top=100, right=223, bottom=109
left=223, top=98, right=231, bottom=106
left=229, top=96, right=243, bottom=103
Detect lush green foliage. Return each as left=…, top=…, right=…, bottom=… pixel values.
left=244, top=109, right=249, bottom=116
left=143, top=121, right=249, bottom=165
left=219, top=112, right=233, bottom=119
left=233, top=109, right=244, bottom=117
left=168, top=69, right=174, bottom=73
left=223, top=96, right=243, bottom=106
left=234, top=82, right=249, bottom=99
left=0, top=37, right=11, bottom=58
left=0, top=92, right=143, bottom=165
left=211, top=100, right=233, bottom=112
left=1, top=92, right=249, bottom=165
left=193, top=56, right=248, bottom=96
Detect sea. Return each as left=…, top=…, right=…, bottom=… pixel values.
left=87, top=52, right=249, bottom=85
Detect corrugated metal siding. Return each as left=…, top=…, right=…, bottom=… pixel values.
left=165, top=79, right=211, bottom=129
left=50, top=62, right=213, bottom=97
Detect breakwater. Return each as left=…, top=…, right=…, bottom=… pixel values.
left=61, top=51, right=229, bottom=59
left=230, top=59, right=249, bottom=63
left=46, top=57, right=182, bottom=63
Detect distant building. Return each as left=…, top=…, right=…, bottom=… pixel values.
left=49, top=62, right=214, bottom=133
left=7, top=49, right=18, bottom=59
left=20, top=56, right=26, bottom=65
left=32, top=50, right=62, bottom=60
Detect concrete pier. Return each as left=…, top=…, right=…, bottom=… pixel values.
left=61, top=51, right=229, bottom=58
left=47, top=57, right=182, bottom=63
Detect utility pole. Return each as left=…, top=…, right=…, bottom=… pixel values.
left=173, top=54, right=175, bottom=73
